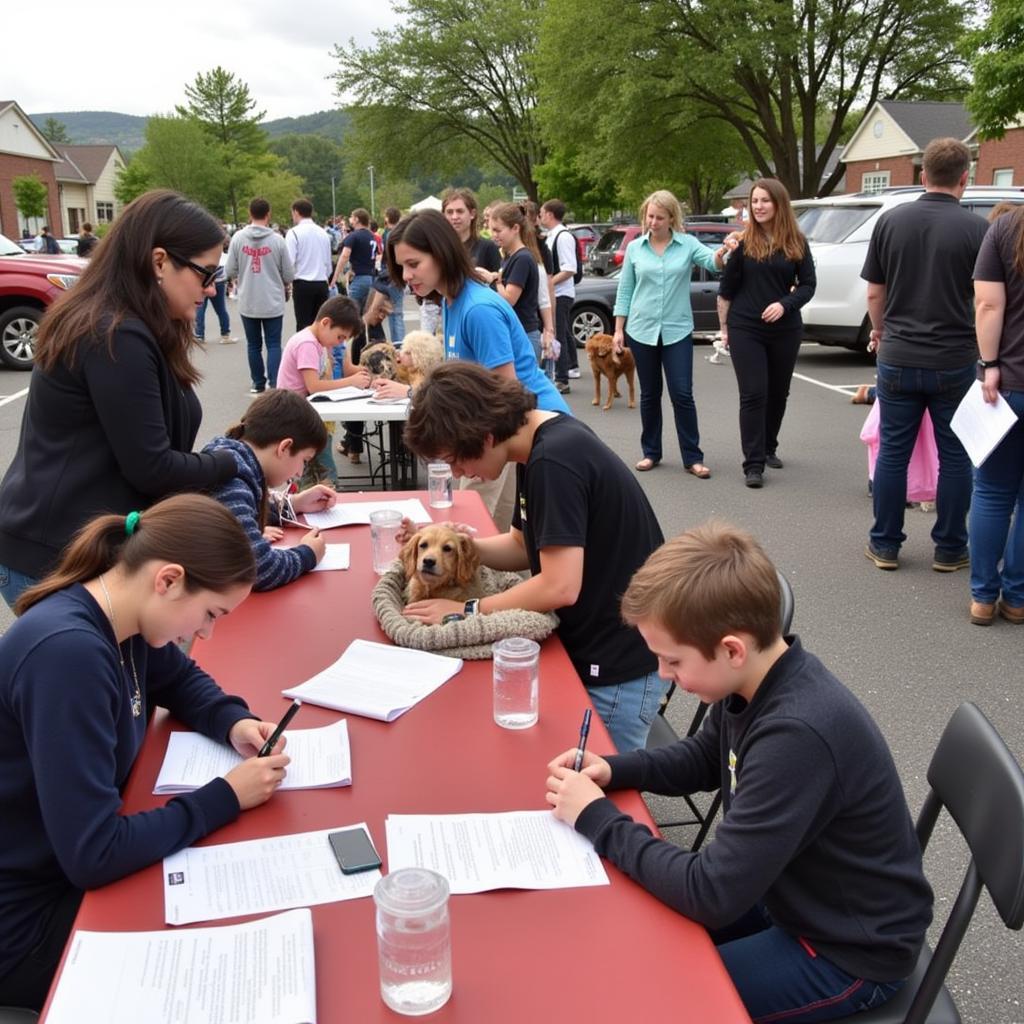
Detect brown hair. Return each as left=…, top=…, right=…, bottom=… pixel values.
left=404, top=361, right=536, bottom=461
left=350, top=207, right=370, bottom=227
left=385, top=210, right=484, bottom=300
left=922, top=138, right=970, bottom=189
left=741, top=178, right=805, bottom=262
left=250, top=197, right=270, bottom=219
left=315, top=295, right=362, bottom=332
left=490, top=202, right=542, bottom=263
left=34, top=190, right=224, bottom=388
left=621, top=521, right=782, bottom=660
left=441, top=187, right=481, bottom=246
left=16, top=494, right=255, bottom=615
left=999, top=205, right=1024, bottom=279
left=988, top=202, right=1019, bottom=223
left=384, top=206, right=402, bottom=226
left=292, top=198, right=314, bottom=218
left=225, top=389, right=328, bottom=452
left=541, top=198, right=566, bottom=222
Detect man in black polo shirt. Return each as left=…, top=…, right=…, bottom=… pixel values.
left=860, top=138, right=987, bottom=572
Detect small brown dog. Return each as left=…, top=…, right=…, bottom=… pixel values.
left=400, top=524, right=485, bottom=603
left=585, top=333, right=636, bottom=411
left=359, top=341, right=400, bottom=381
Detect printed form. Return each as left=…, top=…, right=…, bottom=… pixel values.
left=303, top=498, right=431, bottom=529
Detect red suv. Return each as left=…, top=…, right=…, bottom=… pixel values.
left=0, top=233, right=84, bottom=369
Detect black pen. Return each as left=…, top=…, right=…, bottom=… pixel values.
left=258, top=699, right=302, bottom=757
left=572, top=709, right=592, bottom=772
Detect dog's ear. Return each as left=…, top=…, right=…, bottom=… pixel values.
left=399, top=532, right=421, bottom=579
left=454, top=533, right=480, bottom=587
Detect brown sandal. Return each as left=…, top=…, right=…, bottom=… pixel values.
left=635, top=458, right=659, bottom=472
left=685, top=463, right=712, bottom=479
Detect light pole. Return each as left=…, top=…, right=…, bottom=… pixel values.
left=330, top=175, right=337, bottom=223
left=367, top=165, right=376, bottom=220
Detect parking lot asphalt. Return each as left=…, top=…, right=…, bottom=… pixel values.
left=0, top=298, right=1021, bottom=1022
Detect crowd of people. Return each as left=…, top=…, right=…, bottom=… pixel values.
left=0, top=132, right=1020, bottom=1020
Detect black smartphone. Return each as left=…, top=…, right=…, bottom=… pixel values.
left=328, top=827, right=382, bottom=874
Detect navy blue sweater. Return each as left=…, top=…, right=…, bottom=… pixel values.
left=0, top=585, right=253, bottom=979
left=203, top=436, right=317, bottom=591
left=575, top=637, right=932, bottom=982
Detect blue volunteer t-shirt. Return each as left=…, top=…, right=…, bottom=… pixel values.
left=442, top=279, right=570, bottom=414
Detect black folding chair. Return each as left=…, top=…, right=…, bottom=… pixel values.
left=834, top=702, right=1024, bottom=1024
left=647, top=569, right=795, bottom=850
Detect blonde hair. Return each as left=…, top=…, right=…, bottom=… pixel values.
left=640, top=190, right=684, bottom=233
left=399, top=330, right=444, bottom=375
left=742, top=178, right=805, bottom=262
left=621, top=521, right=782, bottom=659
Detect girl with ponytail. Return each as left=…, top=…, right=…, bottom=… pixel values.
left=0, top=494, right=291, bottom=1012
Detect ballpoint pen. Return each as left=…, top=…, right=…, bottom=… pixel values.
left=572, top=708, right=592, bottom=772
left=258, top=699, right=302, bottom=757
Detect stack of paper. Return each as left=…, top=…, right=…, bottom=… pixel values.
left=304, top=498, right=431, bottom=530
left=385, top=810, right=609, bottom=893
left=311, top=544, right=351, bottom=571
left=950, top=380, right=1020, bottom=467
left=46, top=908, right=316, bottom=1024
left=308, top=386, right=374, bottom=402
left=283, top=639, right=463, bottom=721
left=153, top=720, right=352, bottom=794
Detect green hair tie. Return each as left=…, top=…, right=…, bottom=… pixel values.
left=125, top=511, right=141, bottom=536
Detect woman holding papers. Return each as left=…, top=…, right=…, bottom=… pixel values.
left=969, top=207, right=1024, bottom=625
left=0, top=495, right=290, bottom=1012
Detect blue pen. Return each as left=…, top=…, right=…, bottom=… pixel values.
left=572, top=709, right=592, bottom=772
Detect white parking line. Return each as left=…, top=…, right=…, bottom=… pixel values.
left=0, top=387, right=29, bottom=408
left=792, top=372, right=861, bottom=397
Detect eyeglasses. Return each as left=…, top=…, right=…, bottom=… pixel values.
left=165, top=249, right=220, bottom=288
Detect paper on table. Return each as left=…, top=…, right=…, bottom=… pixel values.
left=951, top=380, right=1020, bottom=467
left=282, top=639, right=463, bottom=722
left=46, top=908, right=316, bottom=1024
left=308, top=386, right=374, bottom=402
left=164, top=825, right=380, bottom=925
left=304, top=498, right=431, bottom=530
left=385, top=810, right=609, bottom=893
left=153, top=720, right=352, bottom=794
left=311, top=544, right=350, bottom=571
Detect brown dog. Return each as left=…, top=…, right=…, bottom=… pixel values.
left=400, top=524, right=485, bottom=603
left=586, top=333, right=636, bottom=411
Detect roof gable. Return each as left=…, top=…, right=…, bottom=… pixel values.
left=56, top=144, right=124, bottom=183
left=877, top=101, right=973, bottom=149
left=0, top=100, right=60, bottom=161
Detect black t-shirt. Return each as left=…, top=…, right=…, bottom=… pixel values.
left=343, top=228, right=378, bottom=276
left=861, top=192, right=988, bottom=369
left=512, top=416, right=662, bottom=687
left=501, top=248, right=540, bottom=333
left=974, top=211, right=1024, bottom=391
left=718, top=239, right=816, bottom=331
left=470, top=237, right=501, bottom=274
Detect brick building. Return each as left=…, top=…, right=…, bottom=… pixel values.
left=970, top=118, right=1024, bottom=186
left=0, top=100, right=62, bottom=239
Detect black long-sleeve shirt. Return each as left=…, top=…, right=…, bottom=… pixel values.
left=718, top=239, right=816, bottom=330
left=0, top=318, right=235, bottom=578
left=575, top=637, right=932, bottom=983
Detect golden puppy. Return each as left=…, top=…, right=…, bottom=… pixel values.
left=398, top=330, right=444, bottom=389
left=586, top=332, right=636, bottom=411
left=401, top=524, right=484, bottom=603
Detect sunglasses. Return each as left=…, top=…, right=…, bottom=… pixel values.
left=165, top=249, right=220, bottom=288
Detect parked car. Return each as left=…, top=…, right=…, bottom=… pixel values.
left=586, top=222, right=741, bottom=276
left=795, top=185, right=1024, bottom=351
left=565, top=223, right=609, bottom=265
left=18, top=236, right=79, bottom=256
left=0, top=233, right=85, bottom=369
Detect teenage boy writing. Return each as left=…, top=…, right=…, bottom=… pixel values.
left=545, top=522, right=932, bottom=1022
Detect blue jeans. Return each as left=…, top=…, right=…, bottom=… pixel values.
left=628, top=332, right=703, bottom=465
left=386, top=283, right=406, bottom=345
left=0, top=563, right=38, bottom=610
left=241, top=315, right=283, bottom=390
left=712, top=907, right=904, bottom=1022
left=348, top=274, right=374, bottom=312
left=525, top=328, right=542, bottom=363
left=871, top=361, right=974, bottom=556
left=587, top=670, right=669, bottom=753
left=969, top=388, right=1024, bottom=606
left=195, top=281, right=230, bottom=338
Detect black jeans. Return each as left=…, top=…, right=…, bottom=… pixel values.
left=292, top=278, right=329, bottom=332
left=728, top=323, right=802, bottom=472
left=554, top=295, right=577, bottom=382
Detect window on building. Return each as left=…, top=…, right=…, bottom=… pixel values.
left=68, top=208, right=85, bottom=234
left=861, top=171, right=890, bottom=194
left=993, top=169, right=1014, bottom=186
left=96, top=202, right=115, bottom=223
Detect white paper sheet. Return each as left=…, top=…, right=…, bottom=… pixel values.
left=385, top=810, right=609, bottom=893
left=308, top=386, right=375, bottom=402
left=310, top=544, right=351, bottom=571
left=951, top=380, right=1020, bottom=467
left=282, top=639, right=463, bottom=722
left=153, top=720, right=352, bottom=794
left=46, top=908, right=316, bottom=1024
left=303, top=498, right=431, bottom=530
left=164, top=825, right=380, bottom=925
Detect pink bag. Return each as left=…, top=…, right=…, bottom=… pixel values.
left=860, top=402, right=940, bottom=503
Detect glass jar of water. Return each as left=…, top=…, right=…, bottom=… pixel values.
left=492, top=637, right=540, bottom=729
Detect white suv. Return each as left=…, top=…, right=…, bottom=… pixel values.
left=794, top=186, right=1024, bottom=351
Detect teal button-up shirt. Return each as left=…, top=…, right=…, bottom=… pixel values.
left=612, top=231, right=720, bottom=345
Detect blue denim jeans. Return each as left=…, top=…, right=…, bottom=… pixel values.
left=195, top=281, right=230, bottom=338
left=525, top=328, right=542, bottom=363
left=969, top=388, right=1024, bottom=606
left=712, top=906, right=904, bottom=1022
left=871, top=361, right=974, bottom=556
left=348, top=274, right=374, bottom=312
left=0, top=563, right=38, bottom=610
left=241, top=315, right=283, bottom=390
left=586, top=670, right=670, bottom=753
left=386, top=283, right=406, bottom=345
left=628, top=332, right=703, bottom=465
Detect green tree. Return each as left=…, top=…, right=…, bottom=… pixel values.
left=12, top=175, right=48, bottom=231
left=269, top=134, right=353, bottom=221
left=539, top=0, right=970, bottom=198
left=41, top=117, right=71, bottom=144
left=246, top=160, right=306, bottom=227
left=964, top=0, right=1024, bottom=138
left=176, top=67, right=269, bottom=223
left=534, top=147, right=621, bottom=220
left=332, top=0, right=546, bottom=201
left=114, top=156, right=153, bottom=206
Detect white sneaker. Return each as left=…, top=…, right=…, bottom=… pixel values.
left=219, top=335, right=238, bottom=344
left=568, top=368, right=581, bottom=379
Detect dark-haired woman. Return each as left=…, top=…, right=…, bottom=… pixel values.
left=0, top=189, right=239, bottom=609
left=717, top=178, right=816, bottom=488
left=0, top=494, right=290, bottom=1011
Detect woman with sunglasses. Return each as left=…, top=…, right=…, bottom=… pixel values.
left=0, top=190, right=239, bottom=610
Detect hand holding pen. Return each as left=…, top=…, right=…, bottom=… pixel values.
left=572, top=709, right=592, bottom=771
left=258, top=699, right=302, bottom=757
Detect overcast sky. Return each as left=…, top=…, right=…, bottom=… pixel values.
left=10, top=0, right=396, bottom=120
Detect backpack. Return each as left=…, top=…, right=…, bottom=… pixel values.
left=549, top=227, right=583, bottom=285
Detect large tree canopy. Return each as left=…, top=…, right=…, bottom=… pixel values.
left=964, top=0, right=1024, bottom=138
